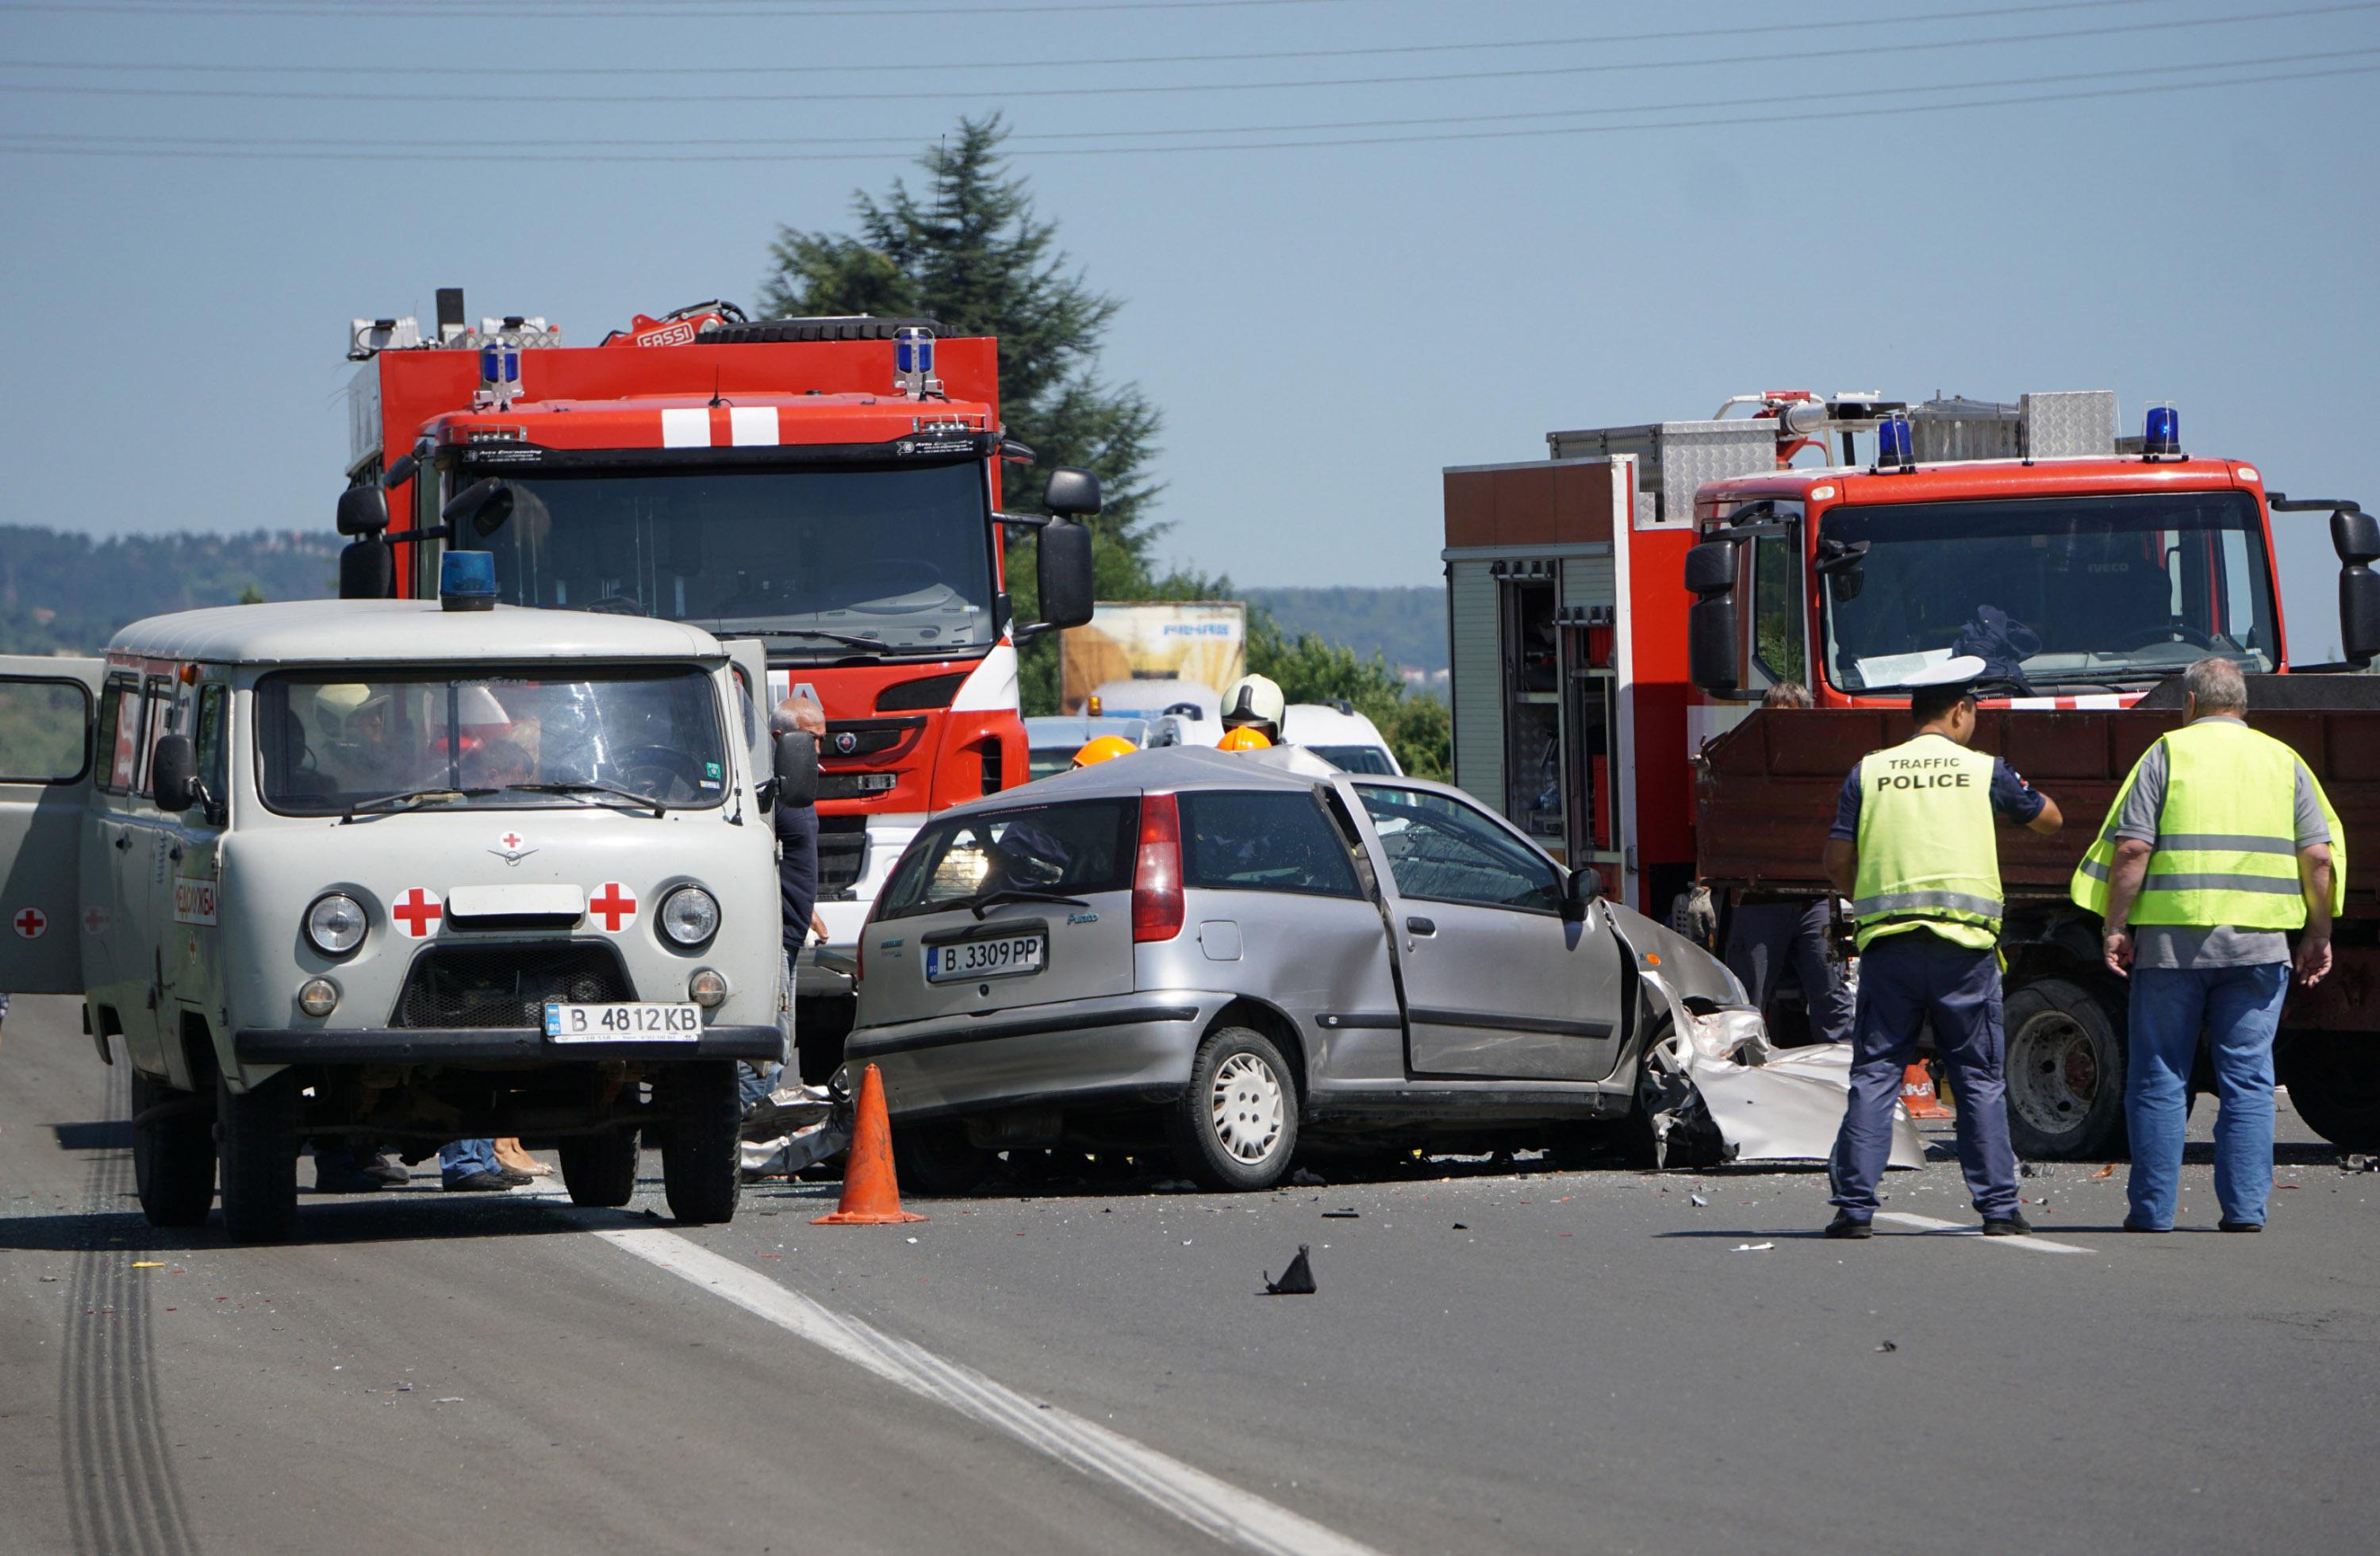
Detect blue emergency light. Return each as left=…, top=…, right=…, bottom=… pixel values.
left=1876, top=414, right=1914, bottom=471
left=440, top=550, right=497, bottom=612
left=477, top=343, right=523, bottom=408
left=2144, top=404, right=2181, bottom=457
left=895, top=327, right=933, bottom=377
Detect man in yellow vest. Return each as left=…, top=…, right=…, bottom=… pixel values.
left=2072, top=657, right=2340, bottom=1234
left=1822, top=657, right=2064, bottom=1239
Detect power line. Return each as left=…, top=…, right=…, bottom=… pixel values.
left=0, top=2, right=2161, bottom=77
left=4, top=48, right=2361, bottom=151
left=0, top=60, right=2365, bottom=163
left=1, top=2, right=2366, bottom=103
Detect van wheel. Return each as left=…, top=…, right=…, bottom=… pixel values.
left=660, top=1062, right=742, bottom=1224
left=217, top=1073, right=299, bottom=1243
left=558, top=1128, right=640, bottom=1208
left=893, top=1121, right=993, bottom=1197
left=132, top=1073, right=216, bottom=1228
left=2003, top=978, right=2128, bottom=1161
left=1168, top=1027, right=1298, bottom=1192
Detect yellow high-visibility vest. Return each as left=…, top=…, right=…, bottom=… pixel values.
left=1851, top=734, right=2003, bottom=953
left=2072, top=719, right=2344, bottom=928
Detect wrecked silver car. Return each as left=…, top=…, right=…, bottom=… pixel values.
left=846, top=745, right=1917, bottom=1192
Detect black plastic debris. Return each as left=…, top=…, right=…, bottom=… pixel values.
left=1452, top=1223, right=1469, bottom=1231
left=1322, top=1208, right=1360, bottom=1220
left=1876, top=1341, right=1898, bottom=1354
left=1263, top=1244, right=1317, bottom=1296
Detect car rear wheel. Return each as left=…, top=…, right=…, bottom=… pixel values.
left=660, top=1062, right=742, bottom=1224
left=1168, top=1027, right=1298, bottom=1192
left=132, top=1072, right=216, bottom=1228
left=217, top=1072, right=300, bottom=1243
left=558, top=1128, right=640, bottom=1208
left=2003, top=978, right=2128, bottom=1161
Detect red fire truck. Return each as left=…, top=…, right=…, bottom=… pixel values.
left=1444, top=392, right=2380, bottom=1157
left=336, top=290, right=1096, bottom=1055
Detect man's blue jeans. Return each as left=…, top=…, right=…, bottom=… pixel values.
left=2125, top=962, right=2290, bottom=1229
left=440, top=1137, right=498, bottom=1186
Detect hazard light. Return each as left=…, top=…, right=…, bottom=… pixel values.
left=2144, top=403, right=2182, bottom=459
left=1875, top=414, right=1914, bottom=471
left=895, top=326, right=938, bottom=398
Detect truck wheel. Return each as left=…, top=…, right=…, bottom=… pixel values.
left=1167, top=1027, right=1298, bottom=1191
left=558, top=1128, right=641, bottom=1208
left=217, top=1072, right=299, bottom=1243
left=2003, top=978, right=2128, bottom=1161
left=2276, top=1032, right=2380, bottom=1152
left=893, top=1121, right=993, bottom=1197
left=660, top=1062, right=742, bottom=1224
left=131, top=1072, right=215, bottom=1228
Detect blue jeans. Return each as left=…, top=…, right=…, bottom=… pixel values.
left=1829, top=931, right=2020, bottom=1220
left=2125, top=962, right=2290, bottom=1229
left=1726, top=900, right=1854, bottom=1046
left=440, top=1137, right=497, bottom=1186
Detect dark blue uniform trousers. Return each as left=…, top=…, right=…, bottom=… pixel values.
left=1828, top=928, right=2021, bottom=1221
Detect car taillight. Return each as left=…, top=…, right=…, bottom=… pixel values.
left=1133, top=791, right=1184, bottom=943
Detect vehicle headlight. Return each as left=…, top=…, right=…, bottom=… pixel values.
left=658, top=886, right=720, bottom=947
left=305, top=893, right=367, bottom=957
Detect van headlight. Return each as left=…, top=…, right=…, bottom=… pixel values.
left=658, top=886, right=720, bottom=947
left=305, top=893, right=367, bottom=957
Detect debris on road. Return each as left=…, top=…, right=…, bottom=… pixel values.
left=1322, top=1208, right=1360, bottom=1219
left=1288, top=1169, right=1327, bottom=1187
left=2343, top=1155, right=2379, bottom=1174
left=1876, top=1342, right=1898, bottom=1353
left=1729, top=1243, right=1776, bottom=1253
left=1452, top=1223, right=1468, bottom=1230
left=1263, top=1245, right=1317, bottom=1295
left=2090, top=1164, right=2117, bottom=1179
left=1690, top=1193, right=1709, bottom=1207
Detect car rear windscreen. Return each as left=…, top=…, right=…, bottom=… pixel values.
left=875, top=797, right=1138, bottom=921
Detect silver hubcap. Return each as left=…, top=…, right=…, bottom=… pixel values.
left=2006, top=1009, right=2102, bottom=1134
left=1208, top=1052, right=1284, bottom=1164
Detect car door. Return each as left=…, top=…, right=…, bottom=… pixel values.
left=0, top=657, right=102, bottom=993
left=1344, top=780, right=1626, bottom=1082
left=158, top=679, right=230, bottom=1029
left=721, top=639, right=774, bottom=799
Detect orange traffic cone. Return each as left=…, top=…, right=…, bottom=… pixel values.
left=1901, top=1060, right=1954, bottom=1120
left=813, top=1062, right=926, bottom=1226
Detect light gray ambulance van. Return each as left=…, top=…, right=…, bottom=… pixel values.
left=0, top=568, right=813, bottom=1239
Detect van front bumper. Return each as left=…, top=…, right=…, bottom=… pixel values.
left=845, top=992, right=1223, bottom=1122
left=234, top=1025, right=785, bottom=1066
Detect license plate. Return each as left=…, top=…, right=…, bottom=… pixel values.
left=543, top=1001, right=703, bottom=1041
left=925, top=933, right=1046, bottom=984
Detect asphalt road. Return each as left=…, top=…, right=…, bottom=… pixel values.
left=5, top=992, right=2377, bottom=1556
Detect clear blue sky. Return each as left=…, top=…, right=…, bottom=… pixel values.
left=2, top=0, right=2374, bottom=654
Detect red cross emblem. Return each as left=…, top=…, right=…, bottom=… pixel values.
left=392, top=887, right=443, bottom=939
left=13, top=907, right=46, bottom=939
left=498, top=832, right=524, bottom=850
left=83, top=907, right=108, bottom=935
left=589, top=882, right=638, bottom=932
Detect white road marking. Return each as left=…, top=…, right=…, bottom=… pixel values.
left=1875, top=1211, right=2090, bottom=1254
left=585, top=1220, right=1385, bottom=1556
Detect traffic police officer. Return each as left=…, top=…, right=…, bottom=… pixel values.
left=2072, top=656, right=2343, bottom=1234
left=1822, top=656, right=2064, bottom=1239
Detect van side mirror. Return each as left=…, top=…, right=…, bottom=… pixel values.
left=1032, top=519, right=1096, bottom=635
left=774, top=730, right=819, bottom=810
left=2335, top=507, right=2380, bottom=667
left=1043, top=467, right=1101, bottom=518
left=1684, top=538, right=1741, bottom=693
left=1562, top=865, right=1601, bottom=922
left=151, top=733, right=198, bottom=814
left=337, top=486, right=390, bottom=536
left=340, top=538, right=394, bottom=600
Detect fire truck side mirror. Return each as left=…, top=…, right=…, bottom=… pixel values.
left=1684, top=538, right=1741, bottom=693
left=2337, top=508, right=2380, bottom=666
left=340, top=539, right=394, bottom=600
left=1035, top=519, right=1096, bottom=633
left=774, top=730, right=820, bottom=810
left=1043, top=467, right=1102, bottom=518
left=443, top=478, right=516, bottom=539
left=382, top=451, right=420, bottom=490
left=336, top=486, right=389, bottom=537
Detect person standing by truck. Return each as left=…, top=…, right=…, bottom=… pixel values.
left=2074, top=657, right=2344, bottom=1234
left=1821, top=658, right=2064, bottom=1239
left=1724, top=682, right=1854, bottom=1046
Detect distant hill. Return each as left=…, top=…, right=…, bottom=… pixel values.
left=1242, top=586, right=1447, bottom=676
left=0, top=526, right=340, bottom=655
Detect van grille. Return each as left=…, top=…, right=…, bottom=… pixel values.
left=817, top=815, right=869, bottom=899
left=390, top=943, right=633, bottom=1029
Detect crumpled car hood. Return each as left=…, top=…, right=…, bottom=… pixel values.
left=1603, top=902, right=1923, bottom=1170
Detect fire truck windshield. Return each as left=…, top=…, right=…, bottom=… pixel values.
left=470, top=461, right=996, bottom=655
left=1817, top=490, right=2278, bottom=695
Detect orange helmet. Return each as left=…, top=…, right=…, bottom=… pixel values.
left=1072, top=735, right=1138, bottom=768
left=1216, top=726, right=1273, bottom=751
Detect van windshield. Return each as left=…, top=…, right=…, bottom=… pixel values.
left=256, top=665, right=727, bottom=816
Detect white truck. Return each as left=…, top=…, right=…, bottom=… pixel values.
left=0, top=564, right=813, bottom=1239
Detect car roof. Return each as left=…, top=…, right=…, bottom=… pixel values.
left=107, top=599, right=729, bottom=667
left=1281, top=703, right=1388, bottom=744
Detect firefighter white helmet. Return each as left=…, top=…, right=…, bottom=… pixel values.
left=1218, top=674, right=1285, bottom=736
